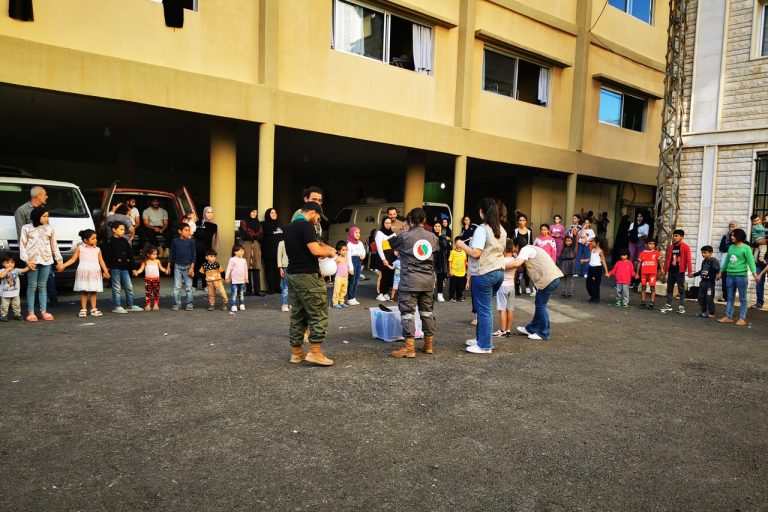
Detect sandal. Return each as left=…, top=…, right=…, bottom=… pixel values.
left=90, top=309, right=103, bottom=317
left=735, top=319, right=747, bottom=326
left=40, top=312, right=54, bottom=321
left=78, top=309, right=87, bottom=318
left=26, top=312, right=38, bottom=322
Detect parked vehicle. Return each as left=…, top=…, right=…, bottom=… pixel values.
left=0, top=176, right=95, bottom=281
left=327, top=200, right=452, bottom=245
left=84, top=181, right=196, bottom=253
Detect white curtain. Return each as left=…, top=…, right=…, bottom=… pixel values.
left=335, top=1, right=365, bottom=55
left=412, top=24, right=433, bottom=75
left=537, top=67, right=550, bottom=105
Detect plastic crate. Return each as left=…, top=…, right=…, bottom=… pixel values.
left=370, top=307, right=423, bottom=342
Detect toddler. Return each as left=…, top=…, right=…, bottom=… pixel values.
left=102, top=221, right=142, bottom=314
left=168, top=222, right=196, bottom=311
left=133, top=245, right=167, bottom=310
left=199, top=249, right=228, bottom=311
left=332, top=241, right=349, bottom=308
left=226, top=244, right=248, bottom=311
left=0, top=253, right=28, bottom=321
left=62, top=229, right=110, bottom=317
left=751, top=214, right=766, bottom=263
left=494, top=239, right=516, bottom=337
left=607, top=249, right=636, bottom=307
left=448, top=236, right=468, bottom=302
left=693, top=245, right=720, bottom=318
left=557, top=236, right=577, bottom=298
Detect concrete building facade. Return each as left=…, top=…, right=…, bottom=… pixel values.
left=0, top=0, right=669, bottom=252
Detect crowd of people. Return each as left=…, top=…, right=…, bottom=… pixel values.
left=2, top=185, right=767, bottom=367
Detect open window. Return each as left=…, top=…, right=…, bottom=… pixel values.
left=598, top=87, right=646, bottom=132
left=332, top=0, right=434, bottom=75
left=482, top=48, right=550, bottom=106
left=608, top=0, right=653, bottom=24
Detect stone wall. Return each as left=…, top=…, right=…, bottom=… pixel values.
left=679, top=146, right=704, bottom=252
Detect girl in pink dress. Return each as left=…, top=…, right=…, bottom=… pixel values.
left=62, top=229, right=110, bottom=317
left=550, top=215, right=566, bottom=258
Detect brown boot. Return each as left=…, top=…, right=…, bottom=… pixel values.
left=392, top=338, right=416, bottom=358
left=305, top=343, right=334, bottom=366
left=290, top=346, right=306, bottom=364
left=422, top=336, right=433, bottom=354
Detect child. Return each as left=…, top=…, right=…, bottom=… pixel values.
left=102, top=221, right=142, bottom=314
left=494, top=239, right=516, bottom=337
left=133, top=245, right=167, bottom=311
left=61, top=229, right=110, bottom=317
left=607, top=249, right=636, bottom=307
left=577, top=219, right=596, bottom=278
left=751, top=214, right=766, bottom=263
left=0, top=253, right=28, bottom=321
left=693, top=245, right=720, bottom=318
left=637, top=239, right=662, bottom=309
left=391, top=256, right=401, bottom=301
left=581, top=237, right=609, bottom=303
left=199, top=249, right=228, bottom=311
left=184, top=212, right=197, bottom=236
left=533, top=224, right=557, bottom=262
left=661, top=229, right=693, bottom=314
left=448, top=236, right=468, bottom=302
left=345, top=226, right=365, bottom=306
left=557, top=236, right=577, bottom=298
left=277, top=240, right=290, bottom=312
left=332, top=241, right=350, bottom=308
left=716, top=228, right=757, bottom=325
left=167, top=222, right=197, bottom=311
left=226, top=244, right=248, bottom=311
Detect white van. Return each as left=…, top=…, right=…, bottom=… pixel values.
left=0, top=176, right=95, bottom=281
left=328, top=200, right=452, bottom=245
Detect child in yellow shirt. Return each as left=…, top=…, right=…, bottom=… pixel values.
left=448, top=236, right=468, bottom=302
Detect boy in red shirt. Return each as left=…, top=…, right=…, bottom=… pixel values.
left=636, top=239, right=662, bottom=309
left=608, top=249, right=636, bottom=307
left=660, top=230, right=693, bottom=314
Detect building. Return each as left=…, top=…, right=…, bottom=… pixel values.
left=680, top=0, right=767, bottom=297
left=0, top=0, right=669, bottom=251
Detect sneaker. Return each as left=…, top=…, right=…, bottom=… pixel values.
left=677, top=306, right=685, bottom=314
left=697, top=312, right=708, bottom=318
left=529, top=289, right=536, bottom=297
left=647, top=303, right=654, bottom=310
left=185, top=304, right=194, bottom=311
left=239, top=304, right=246, bottom=311
left=566, top=293, right=572, bottom=298
left=128, top=305, right=144, bottom=312
left=113, top=307, right=128, bottom=314
left=231, top=305, right=238, bottom=312
left=0, top=315, right=7, bottom=322
left=465, top=338, right=478, bottom=346
left=376, top=294, right=387, bottom=302
left=492, top=329, right=504, bottom=337
left=614, top=301, right=622, bottom=307
left=516, top=326, right=531, bottom=336
left=348, top=298, right=360, bottom=306
left=437, top=293, right=445, bottom=302
left=208, top=305, right=214, bottom=311
left=560, top=293, right=566, bottom=299
left=528, top=333, right=543, bottom=340
left=332, top=304, right=342, bottom=309
left=281, top=304, right=290, bottom=312
left=639, top=303, right=647, bottom=309
left=525, top=287, right=531, bottom=294
left=466, top=344, right=492, bottom=354
left=459, top=297, right=466, bottom=302
left=171, top=305, right=180, bottom=311
left=504, top=330, right=511, bottom=337
left=659, top=304, right=673, bottom=313
left=341, top=304, right=349, bottom=309
left=622, top=302, right=629, bottom=308
left=449, top=299, right=456, bottom=303
left=222, top=304, right=229, bottom=311
left=12, top=314, right=23, bottom=321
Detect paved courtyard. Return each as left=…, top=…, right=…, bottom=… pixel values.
left=1, top=274, right=767, bottom=511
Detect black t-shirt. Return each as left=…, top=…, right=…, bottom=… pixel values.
left=284, top=218, right=320, bottom=275
left=669, top=243, right=681, bottom=273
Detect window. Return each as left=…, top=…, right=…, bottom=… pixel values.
left=761, top=3, right=768, bottom=57
left=332, top=0, right=434, bottom=74
left=755, top=153, right=768, bottom=219
left=482, top=48, right=550, bottom=106
left=608, top=0, right=653, bottom=24
left=599, top=87, right=646, bottom=131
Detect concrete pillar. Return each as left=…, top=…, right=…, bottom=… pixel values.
left=566, top=173, right=578, bottom=220
left=569, top=0, right=593, bottom=151
left=452, top=155, right=467, bottom=235
left=258, top=123, right=275, bottom=217
left=210, top=123, right=237, bottom=255
left=404, top=149, right=426, bottom=214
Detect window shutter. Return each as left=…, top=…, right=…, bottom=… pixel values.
left=8, top=0, right=34, bottom=22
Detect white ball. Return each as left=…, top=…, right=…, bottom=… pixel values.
left=319, top=257, right=337, bottom=277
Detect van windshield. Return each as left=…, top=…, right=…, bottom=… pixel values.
left=0, top=184, right=90, bottom=218
left=423, top=204, right=451, bottom=226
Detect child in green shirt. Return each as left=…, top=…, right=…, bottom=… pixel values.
left=716, top=228, right=757, bottom=325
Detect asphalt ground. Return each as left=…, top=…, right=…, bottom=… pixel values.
left=1, top=273, right=767, bottom=511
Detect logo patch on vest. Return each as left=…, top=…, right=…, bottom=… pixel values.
left=414, top=240, right=433, bottom=261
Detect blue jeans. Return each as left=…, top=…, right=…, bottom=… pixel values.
left=725, top=275, right=748, bottom=320
left=230, top=283, right=245, bottom=306
left=26, top=264, right=51, bottom=313
left=526, top=278, right=560, bottom=340
left=471, top=269, right=504, bottom=350
left=756, top=261, right=766, bottom=307
left=347, top=256, right=362, bottom=300
left=110, top=268, right=134, bottom=308
left=173, top=264, right=193, bottom=307
left=577, top=244, right=590, bottom=276
left=280, top=276, right=288, bottom=306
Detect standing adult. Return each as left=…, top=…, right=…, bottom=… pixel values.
left=139, top=198, right=171, bottom=256
left=387, top=207, right=405, bottom=235
left=375, top=217, right=396, bottom=302
left=19, top=206, right=64, bottom=321
left=192, top=206, right=218, bottom=290
left=239, top=207, right=265, bottom=297
left=507, top=239, right=564, bottom=340
left=597, top=211, right=610, bottom=239
left=550, top=215, right=566, bottom=257
left=514, top=213, right=533, bottom=295
left=292, top=186, right=325, bottom=239
left=284, top=202, right=337, bottom=366
left=390, top=208, right=439, bottom=358
left=441, top=218, right=452, bottom=239
left=261, top=208, right=284, bottom=294
left=627, top=212, right=649, bottom=262
left=717, top=221, right=738, bottom=302
left=14, top=185, right=58, bottom=307
left=459, top=216, right=477, bottom=242
left=432, top=220, right=451, bottom=302
left=345, top=225, right=366, bottom=306
left=457, top=198, right=506, bottom=354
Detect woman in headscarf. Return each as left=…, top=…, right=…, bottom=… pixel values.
left=192, top=206, right=218, bottom=290
left=239, top=206, right=265, bottom=296
left=261, top=208, right=284, bottom=294
left=345, top=225, right=366, bottom=306
left=375, top=217, right=396, bottom=302
left=433, top=220, right=452, bottom=302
